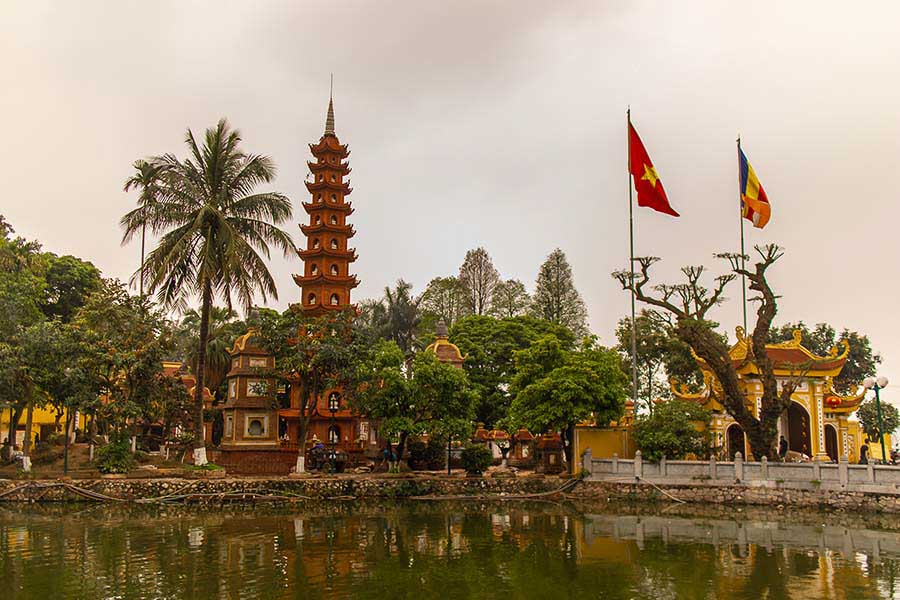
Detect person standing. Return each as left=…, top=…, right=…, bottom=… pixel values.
left=860, top=442, right=869, bottom=465
left=778, top=436, right=789, bottom=462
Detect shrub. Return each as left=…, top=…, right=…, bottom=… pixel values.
left=461, top=445, right=493, bottom=475
left=95, top=435, right=136, bottom=474
left=632, top=399, right=712, bottom=463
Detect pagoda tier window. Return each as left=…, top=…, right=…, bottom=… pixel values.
left=316, top=194, right=322, bottom=203
left=330, top=264, right=339, bottom=276
left=308, top=293, right=317, bottom=305
left=310, top=264, right=318, bottom=275
left=312, top=239, right=320, bottom=249
left=330, top=215, right=338, bottom=225
left=330, top=293, right=340, bottom=306
left=330, top=239, right=338, bottom=249
left=314, top=215, right=322, bottom=224
left=330, top=175, right=336, bottom=183
left=317, top=174, right=323, bottom=182
left=329, top=194, right=337, bottom=203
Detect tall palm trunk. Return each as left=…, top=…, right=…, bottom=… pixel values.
left=139, top=223, right=146, bottom=297
left=193, top=279, right=212, bottom=465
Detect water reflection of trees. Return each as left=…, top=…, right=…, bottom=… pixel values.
left=1, top=503, right=898, bottom=599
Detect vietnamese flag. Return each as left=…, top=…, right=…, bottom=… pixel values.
left=628, top=122, right=679, bottom=217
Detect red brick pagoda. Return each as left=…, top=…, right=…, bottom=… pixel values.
left=214, top=97, right=380, bottom=474
left=293, top=97, right=359, bottom=314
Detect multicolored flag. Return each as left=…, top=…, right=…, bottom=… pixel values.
left=628, top=122, right=679, bottom=217
left=738, top=148, right=770, bottom=228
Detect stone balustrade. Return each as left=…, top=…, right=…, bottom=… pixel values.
left=581, top=449, right=900, bottom=494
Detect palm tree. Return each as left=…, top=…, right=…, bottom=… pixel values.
left=176, top=306, right=243, bottom=397
left=123, top=160, right=167, bottom=297
left=381, top=280, right=422, bottom=359
left=120, top=119, right=294, bottom=465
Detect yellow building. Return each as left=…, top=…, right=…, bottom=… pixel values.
left=1, top=405, right=71, bottom=450
left=672, top=327, right=887, bottom=463
left=576, top=327, right=889, bottom=464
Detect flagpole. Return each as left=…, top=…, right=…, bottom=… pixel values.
left=628, top=108, right=639, bottom=409
left=737, top=135, right=747, bottom=332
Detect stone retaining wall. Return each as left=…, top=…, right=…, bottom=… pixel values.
left=0, top=475, right=561, bottom=503
left=574, top=480, right=900, bottom=513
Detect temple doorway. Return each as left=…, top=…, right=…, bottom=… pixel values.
left=787, top=402, right=812, bottom=457
left=726, top=424, right=745, bottom=460
left=825, top=424, right=838, bottom=462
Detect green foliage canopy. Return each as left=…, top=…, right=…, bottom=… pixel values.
left=632, top=399, right=712, bottom=462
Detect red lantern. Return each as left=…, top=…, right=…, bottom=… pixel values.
left=825, top=396, right=841, bottom=408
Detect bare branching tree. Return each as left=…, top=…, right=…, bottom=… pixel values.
left=613, top=244, right=799, bottom=459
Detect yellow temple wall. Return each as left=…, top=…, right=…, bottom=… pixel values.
left=0, top=406, right=68, bottom=449
left=574, top=426, right=636, bottom=461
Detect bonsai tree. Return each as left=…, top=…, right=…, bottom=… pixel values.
left=614, top=245, right=806, bottom=460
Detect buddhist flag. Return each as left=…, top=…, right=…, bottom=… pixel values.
left=738, top=147, right=771, bottom=228
left=628, top=122, right=679, bottom=217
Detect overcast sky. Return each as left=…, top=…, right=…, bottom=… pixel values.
left=3, top=1, right=900, bottom=399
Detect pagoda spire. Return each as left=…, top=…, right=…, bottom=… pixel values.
left=324, top=77, right=335, bottom=136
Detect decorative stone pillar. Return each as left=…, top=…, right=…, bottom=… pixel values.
left=734, top=452, right=743, bottom=482
left=760, top=456, right=768, bottom=480
left=612, top=453, right=619, bottom=475
left=709, top=455, right=717, bottom=479
left=839, top=454, right=849, bottom=487
left=660, top=455, right=667, bottom=477
left=581, top=448, right=593, bottom=478
left=634, top=450, right=643, bottom=479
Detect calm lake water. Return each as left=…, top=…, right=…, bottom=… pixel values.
left=2, top=500, right=899, bottom=599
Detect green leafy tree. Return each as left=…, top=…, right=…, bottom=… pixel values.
left=256, top=309, right=359, bottom=473
left=631, top=399, right=712, bottom=462
left=856, top=398, right=900, bottom=445
left=509, top=335, right=627, bottom=470
left=39, top=253, right=101, bottom=322
left=489, top=279, right=530, bottom=319
left=459, top=247, right=500, bottom=316
left=769, top=322, right=880, bottom=394
left=359, top=280, right=424, bottom=360
left=615, top=310, right=711, bottom=411
left=450, top=315, right=575, bottom=427
left=174, top=307, right=246, bottom=401
left=354, top=340, right=477, bottom=462
left=119, top=119, right=294, bottom=465
left=419, top=276, right=469, bottom=329
left=74, top=280, right=179, bottom=439
left=530, top=248, right=588, bottom=337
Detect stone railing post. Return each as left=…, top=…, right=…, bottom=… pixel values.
left=709, top=455, right=717, bottom=479
left=761, top=456, right=768, bottom=480
left=867, top=461, right=875, bottom=483
left=812, top=459, right=821, bottom=482
left=839, top=454, right=849, bottom=487
left=734, top=452, right=743, bottom=482
left=660, top=455, right=667, bottom=477
left=634, top=450, right=643, bottom=479
left=612, top=453, right=619, bottom=475
left=582, top=448, right=593, bottom=478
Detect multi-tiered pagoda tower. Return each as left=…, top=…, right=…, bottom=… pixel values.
left=293, top=98, right=359, bottom=314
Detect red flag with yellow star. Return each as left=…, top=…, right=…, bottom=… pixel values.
left=628, top=122, right=679, bottom=217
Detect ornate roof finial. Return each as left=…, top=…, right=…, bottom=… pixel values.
left=324, top=74, right=335, bottom=136
left=436, top=319, right=449, bottom=338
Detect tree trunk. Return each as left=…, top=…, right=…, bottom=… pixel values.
left=396, top=431, right=410, bottom=463
left=23, top=401, right=34, bottom=457
left=297, top=416, right=309, bottom=473
left=192, top=279, right=212, bottom=466
left=139, top=223, right=146, bottom=298
left=563, top=422, right=575, bottom=473
left=7, top=405, right=23, bottom=451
